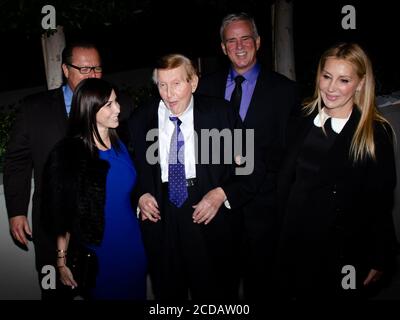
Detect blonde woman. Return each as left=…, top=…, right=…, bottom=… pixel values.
left=276, top=43, right=397, bottom=299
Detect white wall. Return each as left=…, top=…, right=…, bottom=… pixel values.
left=0, top=176, right=41, bottom=300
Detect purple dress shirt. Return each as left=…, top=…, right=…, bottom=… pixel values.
left=225, top=63, right=261, bottom=120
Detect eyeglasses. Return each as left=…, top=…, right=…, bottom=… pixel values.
left=67, top=63, right=103, bottom=74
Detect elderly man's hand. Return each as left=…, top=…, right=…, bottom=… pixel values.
left=192, top=187, right=226, bottom=225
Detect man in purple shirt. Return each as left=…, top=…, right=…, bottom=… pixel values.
left=197, top=12, right=299, bottom=300
left=225, top=64, right=260, bottom=121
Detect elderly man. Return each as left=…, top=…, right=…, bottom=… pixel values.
left=129, top=53, right=259, bottom=300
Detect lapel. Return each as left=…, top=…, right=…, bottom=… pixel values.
left=317, top=108, right=360, bottom=182
left=146, top=102, right=162, bottom=189
left=192, top=96, right=227, bottom=188
left=193, top=97, right=203, bottom=181
left=241, top=68, right=274, bottom=127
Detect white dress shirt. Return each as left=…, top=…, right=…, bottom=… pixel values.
left=158, top=97, right=197, bottom=182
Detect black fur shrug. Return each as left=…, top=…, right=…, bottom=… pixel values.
left=41, top=137, right=109, bottom=245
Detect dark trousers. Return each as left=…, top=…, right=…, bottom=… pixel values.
left=239, top=203, right=280, bottom=301
left=241, top=232, right=277, bottom=300
left=141, top=182, right=238, bottom=301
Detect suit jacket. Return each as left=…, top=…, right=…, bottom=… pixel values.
left=197, top=67, right=299, bottom=235
left=4, top=88, right=68, bottom=268
left=129, top=94, right=257, bottom=211
left=277, top=108, right=397, bottom=279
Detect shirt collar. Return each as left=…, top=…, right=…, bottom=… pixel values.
left=229, top=62, right=260, bottom=84
left=62, top=84, right=73, bottom=106
left=313, top=108, right=352, bottom=134
left=160, top=95, right=194, bottom=124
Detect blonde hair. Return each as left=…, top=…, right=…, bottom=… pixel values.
left=152, top=53, right=198, bottom=84
left=303, top=43, right=390, bottom=162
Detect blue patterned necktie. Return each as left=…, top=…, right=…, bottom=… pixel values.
left=168, top=116, right=188, bottom=207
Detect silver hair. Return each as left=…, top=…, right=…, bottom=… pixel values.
left=219, top=12, right=259, bottom=42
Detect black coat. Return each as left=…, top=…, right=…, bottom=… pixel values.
left=277, top=108, right=397, bottom=296
left=41, top=137, right=109, bottom=246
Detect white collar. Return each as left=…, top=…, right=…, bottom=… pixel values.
left=159, top=95, right=194, bottom=124
left=313, top=108, right=352, bottom=134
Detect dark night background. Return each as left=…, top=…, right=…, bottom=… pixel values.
left=0, top=0, right=399, bottom=96
left=0, top=0, right=400, bottom=303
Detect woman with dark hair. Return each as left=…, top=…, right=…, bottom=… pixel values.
left=276, top=43, right=397, bottom=299
left=42, top=78, right=146, bottom=300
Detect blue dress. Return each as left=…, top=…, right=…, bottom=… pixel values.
left=89, top=142, right=147, bottom=300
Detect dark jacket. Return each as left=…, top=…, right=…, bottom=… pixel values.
left=277, top=108, right=397, bottom=293
left=197, top=67, right=300, bottom=236
left=4, top=88, right=68, bottom=268
left=42, top=137, right=109, bottom=246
